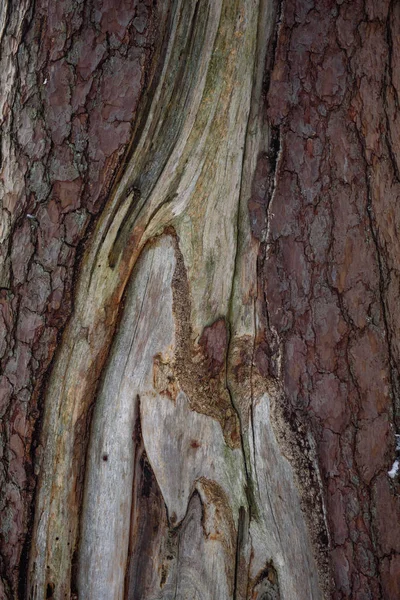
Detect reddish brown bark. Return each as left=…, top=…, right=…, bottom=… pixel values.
left=0, top=1, right=158, bottom=596
left=262, top=0, right=400, bottom=597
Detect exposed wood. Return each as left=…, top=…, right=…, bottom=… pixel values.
left=1, top=0, right=400, bottom=599
left=27, top=0, right=323, bottom=598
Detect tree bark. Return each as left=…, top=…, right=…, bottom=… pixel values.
left=1, top=1, right=400, bottom=599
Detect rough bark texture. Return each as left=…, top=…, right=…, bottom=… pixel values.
left=0, top=0, right=158, bottom=596
left=1, top=0, right=400, bottom=599
left=266, top=1, right=400, bottom=597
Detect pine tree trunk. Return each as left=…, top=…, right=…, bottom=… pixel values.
left=1, top=1, right=400, bottom=599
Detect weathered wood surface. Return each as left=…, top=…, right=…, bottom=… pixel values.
left=2, top=0, right=400, bottom=598
left=28, top=0, right=323, bottom=598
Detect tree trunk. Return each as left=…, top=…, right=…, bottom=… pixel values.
left=1, top=1, right=400, bottom=599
